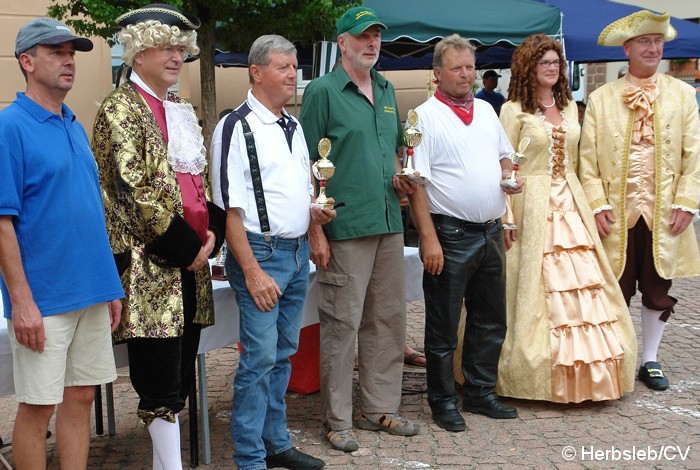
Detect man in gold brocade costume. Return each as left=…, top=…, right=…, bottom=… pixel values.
left=92, top=4, right=225, bottom=468
left=579, top=10, right=700, bottom=391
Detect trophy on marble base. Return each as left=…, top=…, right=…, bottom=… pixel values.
left=501, top=137, right=529, bottom=189
left=397, top=109, right=426, bottom=184
left=311, top=138, right=335, bottom=210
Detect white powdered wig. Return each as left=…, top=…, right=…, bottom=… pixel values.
left=118, top=20, right=198, bottom=66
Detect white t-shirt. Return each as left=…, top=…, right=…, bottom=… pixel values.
left=412, top=96, right=514, bottom=223
left=210, top=90, right=313, bottom=238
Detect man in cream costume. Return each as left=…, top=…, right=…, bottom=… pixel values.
left=579, top=10, right=700, bottom=391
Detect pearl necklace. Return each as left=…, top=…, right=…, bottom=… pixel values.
left=541, top=95, right=556, bottom=109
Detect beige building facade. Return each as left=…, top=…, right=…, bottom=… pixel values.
left=1, top=0, right=115, bottom=127
left=615, top=0, right=698, bottom=20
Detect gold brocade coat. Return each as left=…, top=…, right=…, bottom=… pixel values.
left=497, top=100, right=636, bottom=400
left=92, top=82, right=224, bottom=341
left=579, top=74, right=700, bottom=280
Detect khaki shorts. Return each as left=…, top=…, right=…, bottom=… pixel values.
left=8, top=302, right=117, bottom=405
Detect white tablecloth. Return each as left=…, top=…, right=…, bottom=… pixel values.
left=1, top=247, right=424, bottom=396
left=199, top=246, right=423, bottom=354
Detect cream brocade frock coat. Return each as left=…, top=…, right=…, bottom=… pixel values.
left=496, top=100, right=637, bottom=403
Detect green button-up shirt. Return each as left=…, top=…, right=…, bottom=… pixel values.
left=299, top=65, right=403, bottom=241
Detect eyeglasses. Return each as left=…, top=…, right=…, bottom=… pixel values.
left=633, top=37, right=665, bottom=48
left=538, top=59, right=561, bottom=69
left=158, top=46, right=188, bottom=60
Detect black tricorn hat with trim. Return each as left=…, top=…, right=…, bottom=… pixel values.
left=116, top=3, right=200, bottom=30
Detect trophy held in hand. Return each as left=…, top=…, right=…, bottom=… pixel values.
left=501, top=137, right=529, bottom=189
left=311, top=137, right=335, bottom=210
left=397, top=109, right=426, bottom=184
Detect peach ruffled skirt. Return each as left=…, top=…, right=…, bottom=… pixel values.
left=545, top=179, right=625, bottom=403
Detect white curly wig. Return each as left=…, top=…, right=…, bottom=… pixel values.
left=118, top=20, right=199, bottom=66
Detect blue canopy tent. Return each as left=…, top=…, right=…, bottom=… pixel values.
left=534, top=0, right=700, bottom=62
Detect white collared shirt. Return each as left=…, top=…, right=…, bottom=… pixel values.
left=210, top=90, right=313, bottom=238
left=412, top=96, right=514, bottom=223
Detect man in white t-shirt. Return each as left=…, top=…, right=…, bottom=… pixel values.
left=210, top=35, right=333, bottom=470
left=408, top=34, right=523, bottom=433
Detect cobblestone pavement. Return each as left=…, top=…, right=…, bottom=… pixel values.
left=1, top=252, right=699, bottom=469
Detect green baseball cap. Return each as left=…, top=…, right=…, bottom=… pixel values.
left=336, top=6, right=387, bottom=37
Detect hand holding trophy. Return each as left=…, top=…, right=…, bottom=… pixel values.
left=397, top=109, right=426, bottom=183
left=311, top=137, right=335, bottom=209
left=501, top=137, right=529, bottom=189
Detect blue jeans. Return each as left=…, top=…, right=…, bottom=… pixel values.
left=226, top=232, right=310, bottom=470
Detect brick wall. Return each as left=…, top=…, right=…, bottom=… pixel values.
left=585, top=63, right=609, bottom=96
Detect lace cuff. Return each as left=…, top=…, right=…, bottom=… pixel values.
left=164, top=100, right=207, bottom=175
left=592, top=204, right=613, bottom=215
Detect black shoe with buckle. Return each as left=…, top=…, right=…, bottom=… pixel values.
left=462, top=395, right=518, bottom=419
left=638, top=361, right=669, bottom=391
left=265, top=447, right=325, bottom=470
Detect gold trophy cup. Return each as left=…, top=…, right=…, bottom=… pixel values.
left=501, top=137, right=529, bottom=189
left=311, top=138, right=335, bottom=210
left=397, top=109, right=426, bottom=183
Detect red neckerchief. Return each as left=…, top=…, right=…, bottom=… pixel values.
left=434, top=86, right=474, bottom=125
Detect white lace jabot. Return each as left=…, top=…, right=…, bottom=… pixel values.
left=131, top=71, right=207, bottom=175
left=163, top=100, right=207, bottom=175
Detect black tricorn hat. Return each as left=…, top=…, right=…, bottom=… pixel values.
left=116, top=3, right=200, bottom=30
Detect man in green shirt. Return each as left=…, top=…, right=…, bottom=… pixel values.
left=299, top=6, right=419, bottom=453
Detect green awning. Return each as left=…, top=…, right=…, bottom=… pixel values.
left=365, top=0, right=562, bottom=59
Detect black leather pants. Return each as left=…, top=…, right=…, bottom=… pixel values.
left=423, top=216, right=507, bottom=410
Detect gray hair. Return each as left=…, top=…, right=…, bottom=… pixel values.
left=433, top=34, right=476, bottom=70
left=248, top=34, right=297, bottom=83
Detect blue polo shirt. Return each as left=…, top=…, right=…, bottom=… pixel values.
left=0, top=93, right=123, bottom=318
left=475, top=89, right=506, bottom=116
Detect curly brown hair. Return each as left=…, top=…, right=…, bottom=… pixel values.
left=507, top=34, right=572, bottom=114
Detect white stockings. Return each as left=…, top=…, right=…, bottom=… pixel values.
left=148, top=415, right=183, bottom=470
left=640, top=305, right=666, bottom=364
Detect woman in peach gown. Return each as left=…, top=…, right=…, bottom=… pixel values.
left=496, top=35, right=637, bottom=403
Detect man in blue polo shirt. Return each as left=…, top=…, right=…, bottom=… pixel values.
left=0, top=18, right=123, bottom=469
left=475, top=70, right=506, bottom=116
